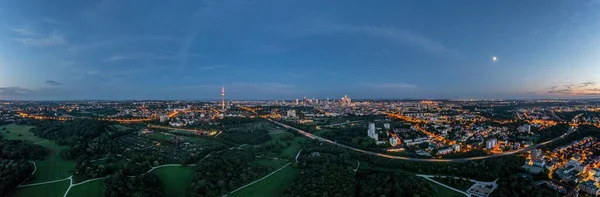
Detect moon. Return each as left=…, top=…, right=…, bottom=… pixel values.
left=492, top=56, right=498, bottom=62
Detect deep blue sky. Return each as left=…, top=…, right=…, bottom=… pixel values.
left=0, top=0, right=599, bottom=100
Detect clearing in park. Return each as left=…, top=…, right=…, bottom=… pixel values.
left=229, top=165, right=301, bottom=197
left=66, top=179, right=104, bottom=197
left=152, top=166, right=196, bottom=197
left=1, top=124, right=76, bottom=183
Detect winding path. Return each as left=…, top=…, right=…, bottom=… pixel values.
left=227, top=162, right=292, bottom=195
left=417, top=175, right=470, bottom=197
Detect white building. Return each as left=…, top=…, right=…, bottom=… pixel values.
left=518, top=124, right=531, bottom=134
left=390, top=137, right=398, bottom=146
left=368, top=123, right=378, bottom=140
left=438, top=148, right=453, bottom=155
left=580, top=180, right=600, bottom=196
left=159, top=115, right=169, bottom=123
left=341, top=95, right=352, bottom=106
left=286, top=110, right=297, bottom=118
left=384, top=123, right=391, bottom=130
left=452, top=144, right=460, bottom=152
left=485, top=138, right=497, bottom=149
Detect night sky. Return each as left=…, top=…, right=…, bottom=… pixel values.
left=0, top=0, right=599, bottom=100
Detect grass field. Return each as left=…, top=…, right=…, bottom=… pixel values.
left=112, top=124, right=132, bottom=131
left=267, top=132, right=306, bottom=159
left=430, top=181, right=466, bottom=197
left=30, top=142, right=76, bottom=183
left=1, top=124, right=76, bottom=183
left=152, top=166, right=195, bottom=197
left=147, top=132, right=174, bottom=141
left=229, top=165, right=300, bottom=197
left=66, top=179, right=104, bottom=197
left=10, top=179, right=70, bottom=197
left=1, top=124, right=44, bottom=143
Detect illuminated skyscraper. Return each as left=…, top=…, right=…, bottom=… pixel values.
left=341, top=95, right=352, bottom=106
left=221, top=86, right=225, bottom=111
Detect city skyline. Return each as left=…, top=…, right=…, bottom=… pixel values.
left=1, top=0, right=599, bottom=100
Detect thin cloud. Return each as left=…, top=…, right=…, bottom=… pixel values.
left=12, top=28, right=37, bottom=36
left=43, top=18, right=66, bottom=25
left=581, top=81, right=596, bottom=87
left=68, top=35, right=175, bottom=53
left=199, top=65, right=229, bottom=70
left=331, top=25, right=458, bottom=57
left=245, top=44, right=287, bottom=55
left=362, top=83, right=417, bottom=89
left=15, top=31, right=65, bottom=46
left=45, top=80, right=63, bottom=86
left=105, top=51, right=201, bottom=61
left=0, top=87, right=31, bottom=96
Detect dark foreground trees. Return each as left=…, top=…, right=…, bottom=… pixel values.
left=284, top=141, right=436, bottom=197
left=0, top=160, right=34, bottom=196
left=104, top=171, right=163, bottom=197
left=0, top=140, right=47, bottom=160
left=188, top=150, right=270, bottom=197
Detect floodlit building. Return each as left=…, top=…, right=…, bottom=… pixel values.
left=580, top=180, right=600, bottom=196
left=368, top=123, right=378, bottom=140
left=518, top=124, right=531, bottom=134
left=389, top=137, right=398, bottom=146
left=485, top=138, right=497, bottom=149
left=437, top=148, right=453, bottom=155
left=286, top=110, right=297, bottom=118
left=341, top=95, right=352, bottom=106
left=384, top=123, right=391, bottom=130
left=452, top=144, right=460, bottom=152
left=159, top=115, right=169, bottom=123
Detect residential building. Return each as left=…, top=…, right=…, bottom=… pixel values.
left=452, top=144, right=460, bottom=152
left=368, top=123, right=378, bottom=140
left=580, top=180, right=600, bottom=196
left=390, top=137, right=398, bottom=146
left=486, top=138, right=497, bottom=149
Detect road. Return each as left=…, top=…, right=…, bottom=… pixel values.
left=267, top=118, right=576, bottom=162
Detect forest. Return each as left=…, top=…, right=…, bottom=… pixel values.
left=284, top=141, right=440, bottom=197
left=0, top=159, right=34, bottom=197
left=104, top=171, right=163, bottom=197
left=491, top=174, right=560, bottom=197
left=188, top=150, right=271, bottom=196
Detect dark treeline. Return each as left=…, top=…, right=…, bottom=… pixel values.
left=0, top=140, right=46, bottom=196
left=491, top=174, right=560, bottom=197
left=188, top=150, right=270, bottom=197
left=28, top=120, right=129, bottom=180
left=0, top=140, right=47, bottom=160
left=537, top=124, right=570, bottom=141
left=283, top=142, right=357, bottom=197
left=441, top=149, right=488, bottom=159
left=285, top=141, right=439, bottom=197
left=321, top=127, right=383, bottom=151
left=29, top=119, right=108, bottom=160
left=542, top=124, right=600, bottom=151
left=103, top=170, right=163, bottom=197
left=218, top=118, right=271, bottom=145
left=0, top=159, right=34, bottom=197
left=357, top=171, right=436, bottom=197
left=0, top=129, right=48, bottom=196
left=29, top=119, right=106, bottom=146
left=357, top=152, right=525, bottom=181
